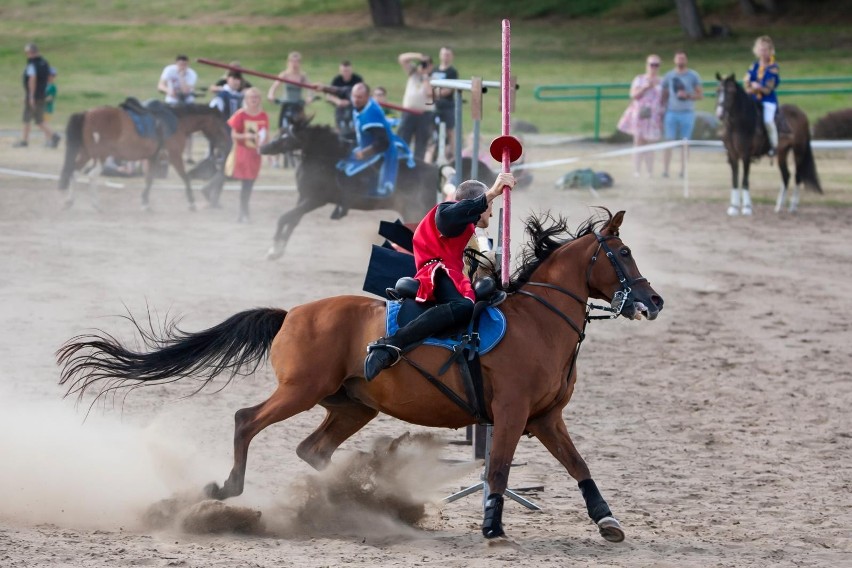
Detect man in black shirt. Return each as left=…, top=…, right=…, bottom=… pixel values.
left=327, top=60, right=364, bottom=141
left=431, top=47, right=458, bottom=161
left=15, top=43, right=60, bottom=148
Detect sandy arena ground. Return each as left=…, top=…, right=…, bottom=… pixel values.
left=1, top=136, right=850, bottom=567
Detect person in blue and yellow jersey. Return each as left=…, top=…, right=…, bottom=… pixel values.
left=744, top=35, right=780, bottom=156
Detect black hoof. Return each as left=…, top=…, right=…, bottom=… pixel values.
left=204, top=482, right=224, bottom=500
left=482, top=493, right=505, bottom=539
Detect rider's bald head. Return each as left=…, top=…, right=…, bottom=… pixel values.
left=351, top=82, right=370, bottom=110
left=352, top=82, right=370, bottom=97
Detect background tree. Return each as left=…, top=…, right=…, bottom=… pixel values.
left=676, top=0, right=706, bottom=39
left=369, top=0, right=405, bottom=27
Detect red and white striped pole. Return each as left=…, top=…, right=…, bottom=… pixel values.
left=490, top=19, right=522, bottom=287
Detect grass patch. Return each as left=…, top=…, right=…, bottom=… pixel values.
left=1, top=3, right=850, bottom=137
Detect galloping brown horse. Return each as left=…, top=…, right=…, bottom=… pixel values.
left=58, top=104, right=231, bottom=210
left=715, top=73, right=821, bottom=215
left=57, top=210, right=663, bottom=541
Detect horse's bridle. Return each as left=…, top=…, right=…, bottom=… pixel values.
left=512, top=232, right=647, bottom=383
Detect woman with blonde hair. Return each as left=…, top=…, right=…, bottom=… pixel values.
left=617, top=54, right=665, bottom=177
left=744, top=36, right=780, bottom=156
left=226, top=88, right=269, bottom=222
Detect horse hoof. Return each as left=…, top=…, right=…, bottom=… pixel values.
left=741, top=207, right=753, bottom=216
left=204, top=482, right=224, bottom=500
left=726, top=206, right=740, bottom=216
left=597, top=516, right=625, bottom=543
left=266, top=244, right=285, bottom=261
left=141, top=203, right=151, bottom=213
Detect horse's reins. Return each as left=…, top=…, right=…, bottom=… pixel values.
left=513, top=232, right=648, bottom=385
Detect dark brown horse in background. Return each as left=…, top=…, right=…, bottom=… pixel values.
left=58, top=104, right=231, bottom=210
left=259, top=121, right=497, bottom=260
left=57, top=210, right=663, bottom=542
left=715, top=73, right=821, bottom=215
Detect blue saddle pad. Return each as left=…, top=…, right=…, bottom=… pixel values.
left=127, top=111, right=158, bottom=139
left=385, top=300, right=507, bottom=355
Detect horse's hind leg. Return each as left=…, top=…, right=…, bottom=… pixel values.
left=296, top=393, right=379, bottom=470
left=526, top=409, right=625, bottom=543
left=141, top=158, right=156, bottom=211
left=168, top=147, right=196, bottom=211
left=205, top=381, right=332, bottom=500
left=776, top=146, right=792, bottom=213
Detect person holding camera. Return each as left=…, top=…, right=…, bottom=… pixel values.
left=617, top=54, right=664, bottom=178
left=158, top=54, right=198, bottom=105
left=660, top=51, right=702, bottom=178
left=396, top=52, right=434, bottom=161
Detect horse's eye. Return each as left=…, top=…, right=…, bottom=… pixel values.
left=620, top=248, right=631, bottom=257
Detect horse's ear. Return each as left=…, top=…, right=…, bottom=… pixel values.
left=715, top=72, right=722, bottom=81
left=727, top=73, right=735, bottom=81
left=603, top=211, right=625, bottom=235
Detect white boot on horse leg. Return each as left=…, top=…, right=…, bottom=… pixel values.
left=727, top=188, right=741, bottom=216
left=789, top=184, right=802, bottom=213
left=775, top=182, right=787, bottom=213
left=63, top=175, right=76, bottom=209
left=741, top=190, right=753, bottom=216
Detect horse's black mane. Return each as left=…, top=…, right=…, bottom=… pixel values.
left=488, top=208, right=612, bottom=293
left=295, top=123, right=349, bottom=158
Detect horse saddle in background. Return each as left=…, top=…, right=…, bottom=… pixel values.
left=120, top=97, right=178, bottom=141
left=362, top=220, right=416, bottom=297
left=385, top=299, right=507, bottom=356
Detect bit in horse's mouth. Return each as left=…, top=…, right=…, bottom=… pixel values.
left=633, top=301, right=650, bottom=320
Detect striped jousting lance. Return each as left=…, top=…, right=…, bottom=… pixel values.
left=488, top=19, right=522, bottom=288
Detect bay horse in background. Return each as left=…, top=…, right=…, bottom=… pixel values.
left=715, top=73, right=821, bottom=215
left=58, top=209, right=664, bottom=542
left=58, top=104, right=231, bottom=210
left=259, top=120, right=497, bottom=260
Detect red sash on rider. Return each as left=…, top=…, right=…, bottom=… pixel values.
left=412, top=204, right=476, bottom=303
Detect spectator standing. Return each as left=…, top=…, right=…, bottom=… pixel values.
left=209, top=71, right=244, bottom=120
left=744, top=36, right=780, bottom=157
left=660, top=51, right=703, bottom=178
left=327, top=61, right=364, bottom=141
left=373, top=86, right=400, bottom=128
left=617, top=54, right=664, bottom=177
left=431, top=46, right=459, bottom=161
left=159, top=54, right=199, bottom=162
left=397, top=52, right=434, bottom=162
left=209, top=61, right=252, bottom=93
left=267, top=51, right=315, bottom=130
left=14, top=43, right=60, bottom=148
left=226, top=88, right=269, bottom=223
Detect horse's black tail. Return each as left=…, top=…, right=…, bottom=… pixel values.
left=59, top=112, right=85, bottom=190
left=57, top=307, right=288, bottom=404
left=796, top=137, right=822, bottom=194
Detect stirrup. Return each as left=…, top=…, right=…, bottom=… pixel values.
left=366, top=341, right=403, bottom=366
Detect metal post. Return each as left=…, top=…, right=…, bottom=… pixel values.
left=594, top=86, right=602, bottom=142
left=499, top=19, right=512, bottom=288
left=453, top=89, right=464, bottom=186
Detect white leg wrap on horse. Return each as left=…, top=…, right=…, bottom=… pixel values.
left=727, top=188, right=740, bottom=216
left=741, top=190, right=753, bottom=216
left=790, top=184, right=801, bottom=213
left=775, top=182, right=786, bottom=213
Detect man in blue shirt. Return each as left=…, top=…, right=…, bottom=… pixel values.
left=337, top=83, right=413, bottom=203
left=660, top=51, right=703, bottom=178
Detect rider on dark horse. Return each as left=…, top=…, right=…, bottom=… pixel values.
left=334, top=83, right=414, bottom=219
left=364, top=171, right=516, bottom=381
left=744, top=35, right=780, bottom=157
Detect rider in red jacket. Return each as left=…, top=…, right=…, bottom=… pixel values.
left=364, top=172, right=516, bottom=381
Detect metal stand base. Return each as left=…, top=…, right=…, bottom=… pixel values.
left=443, top=424, right=542, bottom=511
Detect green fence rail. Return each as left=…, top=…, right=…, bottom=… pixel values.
left=534, top=77, right=852, bottom=141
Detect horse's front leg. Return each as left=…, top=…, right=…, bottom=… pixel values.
left=740, top=156, right=753, bottom=216
left=141, top=157, right=156, bottom=211
left=481, top=407, right=528, bottom=539
left=267, top=199, right=323, bottom=260
left=727, top=153, right=740, bottom=216
left=169, top=148, right=196, bottom=211
left=526, top=410, right=625, bottom=543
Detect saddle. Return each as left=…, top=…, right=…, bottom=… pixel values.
left=120, top=97, right=178, bottom=142
left=385, top=277, right=507, bottom=356
left=382, top=276, right=507, bottom=424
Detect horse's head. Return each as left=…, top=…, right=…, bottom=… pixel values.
left=586, top=211, right=663, bottom=321
left=260, top=126, right=300, bottom=156
left=715, top=72, right=739, bottom=120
